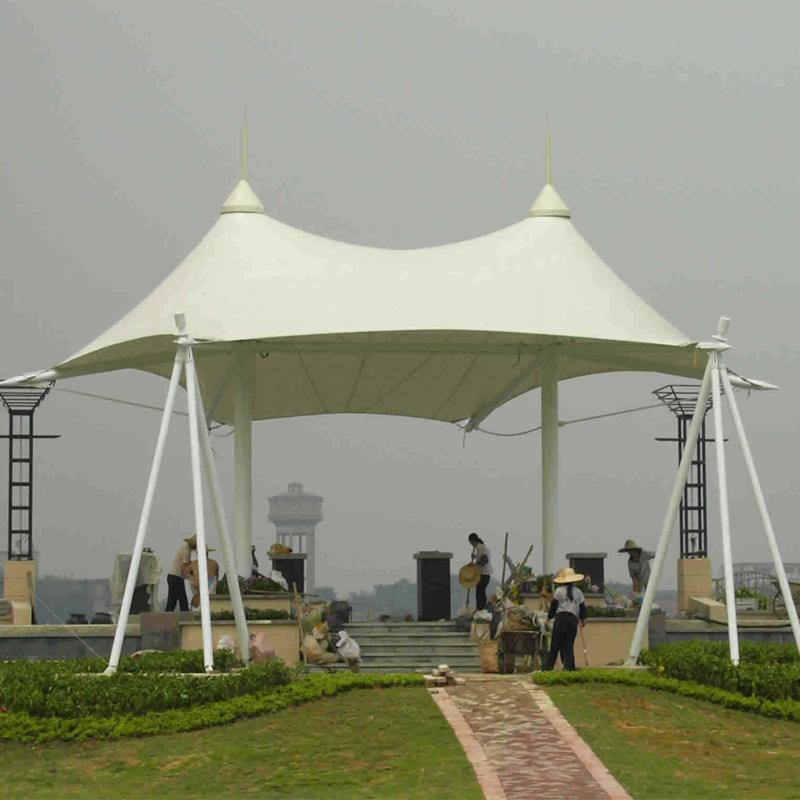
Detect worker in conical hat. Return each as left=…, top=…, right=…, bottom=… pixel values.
left=619, top=539, right=656, bottom=595
left=542, top=567, right=587, bottom=672
left=468, top=532, right=493, bottom=611
left=188, top=547, right=219, bottom=608
left=165, top=535, right=197, bottom=611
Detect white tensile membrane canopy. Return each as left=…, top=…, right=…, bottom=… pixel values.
left=50, top=179, right=701, bottom=423
left=13, top=175, right=710, bottom=581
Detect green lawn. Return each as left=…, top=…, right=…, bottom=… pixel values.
left=0, top=687, right=482, bottom=800
left=546, top=683, right=800, bottom=800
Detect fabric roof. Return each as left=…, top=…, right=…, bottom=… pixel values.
left=49, top=179, right=702, bottom=425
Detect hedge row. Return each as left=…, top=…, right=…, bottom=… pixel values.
left=532, top=669, right=800, bottom=723
left=0, top=649, right=241, bottom=679
left=209, top=608, right=289, bottom=621
left=642, top=640, right=800, bottom=666
left=0, top=658, right=291, bottom=717
left=640, top=641, right=800, bottom=702
left=0, top=673, right=425, bottom=743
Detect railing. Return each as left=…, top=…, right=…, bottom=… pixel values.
left=713, top=570, right=800, bottom=614
left=712, top=570, right=776, bottom=601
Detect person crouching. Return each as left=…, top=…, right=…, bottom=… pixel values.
left=542, top=567, right=587, bottom=672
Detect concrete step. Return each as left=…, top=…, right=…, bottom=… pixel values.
left=344, top=622, right=462, bottom=635
left=361, top=653, right=479, bottom=664
left=357, top=637, right=476, bottom=648
left=361, top=642, right=478, bottom=659
left=326, top=621, right=481, bottom=674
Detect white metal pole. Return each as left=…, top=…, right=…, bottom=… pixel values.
left=627, top=354, right=714, bottom=664
left=104, top=348, right=184, bottom=675
left=711, top=353, right=740, bottom=664
left=307, top=531, right=316, bottom=594
left=233, top=348, right=255, bottom=576
left=540, top=354, right=559, bottom=575
left=720, top=366, right=800, bottom=654
left=184, top=340, right=215, bottom=673
left=193, top=373, right=252, bottom=665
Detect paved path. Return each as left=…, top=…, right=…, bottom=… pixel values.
left=430, top=676, right=630, bottom=800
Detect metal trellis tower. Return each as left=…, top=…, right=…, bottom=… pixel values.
left=654, top=384, right=713, bottom=559
left=0, top=385, right=58, bottom=560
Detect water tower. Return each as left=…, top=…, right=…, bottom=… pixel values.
left=267, top=483, right=323, bottom=592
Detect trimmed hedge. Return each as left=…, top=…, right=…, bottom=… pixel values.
left=0, top=673, right=425, bottom=743
left=209, top=608, right=289, bottom=621
left=585, top=606, right=628, bottom=618
left=640, top=641, right=800, bottom=702
left=532, top=668, right=800, bottom=723
left=0, top=658, right=290, bottom=717
left=0, top=649, right=240, bottom=678
left=115, top=649, right=242, bottom=673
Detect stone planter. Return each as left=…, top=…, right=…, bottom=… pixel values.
left=208, top=593, right=292, bottom=615
left=178, top=619, right=300, bottom=666
left=735, top=598, right=758, bottom=612
left=579, top=617, right=644, bottom=667
left=520, top=593, right=549, bottom=613
left=520, top=592, right=606, bottom=613
left=514, top=600, right=644, bottom=667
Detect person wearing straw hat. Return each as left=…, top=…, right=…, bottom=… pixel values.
left=165, top=535, right=196, bottom=611
left=188, top=546, right=219, bottom=608
left=467, top=532, right=493, bottom=610
left=542, top=567, right=587, bottom=671
left=618, top=539, right=656, bottom=594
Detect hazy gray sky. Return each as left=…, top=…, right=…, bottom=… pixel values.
left=1, top=1, right=798, bottom=593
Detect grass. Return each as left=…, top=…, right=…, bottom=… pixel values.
left=0, top=686, right=482, bottom=800
left=545, top=682, right=800, bottom=800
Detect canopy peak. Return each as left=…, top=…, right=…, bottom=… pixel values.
left=528, top=132, right=570, bottom=218
left=528, top=183, right=571, bottom=218
left=221, top=179, right=265, bottom=215
left=220, top=111, right=264, bottom=215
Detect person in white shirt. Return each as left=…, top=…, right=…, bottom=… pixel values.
left=468, top=532, right=492, bottom=611
left=165, top=535, right=196, bottom=611
left=543, top=567, right=587, bottom=671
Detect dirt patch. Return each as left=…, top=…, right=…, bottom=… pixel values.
left=158, top=752, right=212, bottom=773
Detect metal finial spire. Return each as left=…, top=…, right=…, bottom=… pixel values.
left=545, top=133, right=552, bottom=185
left=240, top=107, right=249, bottom=181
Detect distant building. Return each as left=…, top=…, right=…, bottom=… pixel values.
left=267, top=483, right=323, bottom=592
left=733, top=562, right=800, bottom=581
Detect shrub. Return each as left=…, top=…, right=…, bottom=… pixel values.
left=209, top=607, right=289, bottom=621
left=0, top=673, right=425, bottom=743
left=532, top=668, right=800, bottom=723
left=585, top=606, right=628, bottom=618
left=217, top=575, right=288, bottom=595
left=0, top=651, right=285, bottom=717
left=117, top=648, right=242, bottom=673
left=640, top=641, right=800, bottom=702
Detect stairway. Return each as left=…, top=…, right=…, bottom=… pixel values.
left=308, top=621, right=482, bottom=674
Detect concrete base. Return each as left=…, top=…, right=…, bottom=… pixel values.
left=678, top=558, right=712, bottom=612
left=666, top=617, right=796, bottom=645
left=3, top=560, right=36, bottom=606
left=580, top=618, right=645, bottom=667
left=0, top=624, right=141, bottom=660
left=179, top=619, right=300, bottom=666
left=0, top=600, right=32, bottom=625
left=140, top=611, right=195, bottom=651
left=687, top=595, right=727, bottom=623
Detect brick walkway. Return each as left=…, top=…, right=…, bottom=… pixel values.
left=433, top=676, right=630, bottom=800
